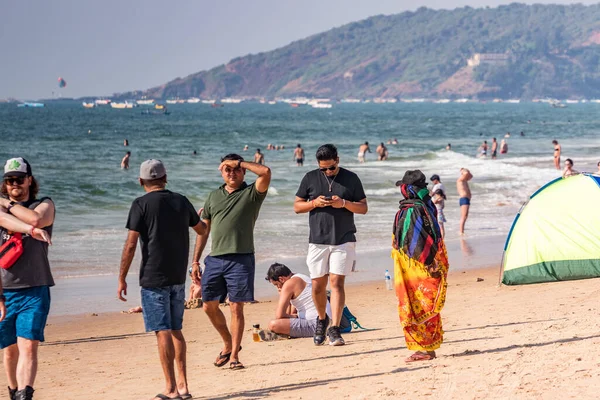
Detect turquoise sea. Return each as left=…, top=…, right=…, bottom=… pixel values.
left=1, top=101, right=599, bottom=288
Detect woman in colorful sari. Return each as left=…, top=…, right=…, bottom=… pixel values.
left=391, top=170, right=449, bottom=362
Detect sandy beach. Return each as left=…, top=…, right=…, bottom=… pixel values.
left=2, top=265, right=599, bottom=399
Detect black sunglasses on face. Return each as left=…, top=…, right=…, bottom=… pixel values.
left=4, top=177, right=25, bottom=185
left=319, top=166, right=337, bottom=172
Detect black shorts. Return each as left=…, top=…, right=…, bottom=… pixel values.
left=492, top=150, right=497, bottom=157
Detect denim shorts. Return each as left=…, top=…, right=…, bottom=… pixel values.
left=140, top=284, right=185, bottom=332
left=0, top=286, right=51, bottom=349
left=201, top=254, right=255, bottom=303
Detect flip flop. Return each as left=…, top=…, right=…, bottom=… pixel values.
left=213, top=346, right=242, bottom=367
left=214, top=351, right=231, bottom=367
left=230, top=361, right=245, bottom=370
left=404, top=353, right=435, bottom=363
left=180, top=394, right=193, bottom=400
left=153, top=394, right=183, bottom=400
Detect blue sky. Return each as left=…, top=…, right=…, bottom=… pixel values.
left=1, top=0, right=597, bottom=99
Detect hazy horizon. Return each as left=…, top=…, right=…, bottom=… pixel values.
left=2, top=0, right=598, bottom=99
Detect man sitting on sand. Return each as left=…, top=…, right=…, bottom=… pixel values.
left=263, top=263, right=331, bottom=340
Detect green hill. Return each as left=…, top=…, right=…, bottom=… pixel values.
left=120, top=3, right=600, bottom=100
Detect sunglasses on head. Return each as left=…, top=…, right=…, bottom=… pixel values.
left=319, top=166, right=337, bottom=172
left=4, top=177, right=25, bottom=185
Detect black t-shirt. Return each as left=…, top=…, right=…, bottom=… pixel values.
left=295, top=167, right=366, bottom=245
left=126, top=190, right=200, bottom=288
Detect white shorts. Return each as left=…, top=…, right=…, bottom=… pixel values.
left=306, top=242, right=356, bottom=279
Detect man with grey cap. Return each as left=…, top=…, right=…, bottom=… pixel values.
left=429, top=174, right=445, bottom=197
left=118, top=159, right=206, bottom=400
left=0, top=157, right=54, bottom=400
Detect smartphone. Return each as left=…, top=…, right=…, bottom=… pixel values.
left=324, top=196, right=332, bottom=201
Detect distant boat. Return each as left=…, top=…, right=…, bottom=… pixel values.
left=94, top=99, right=111, bottom=105
left=155, top=104, right=166, bottom=110
left=17, top=102, right=44, bottom=108
left=311, top=102, right=333, bottom=109
left=211, top=103, right=224, bottom=108
left=111, top=101, right=136, bottom=109
left=166, top=99, right=178, bottom=104
left=290, top=103, right=300, bottom=108
left=565, top=100, right=579, bottom=104
left=268, top=101, right=277, bottom=105
left=455, top=98, right=470, bottom=103
left=82, top=102, right=95, bottom=108
left=201, top=99, right=216, bottom=104
left=506, top=99, right=521, bottom=104
left=550, top=100, right=567, bottom=108
left=136, top=99, right=154, bottom=105
left=187, top=98, right=201, bottom=103
left=435, top=99, right=451, bottom=104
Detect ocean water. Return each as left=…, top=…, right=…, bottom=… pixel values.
left=1, top=101, right=599, bottom=280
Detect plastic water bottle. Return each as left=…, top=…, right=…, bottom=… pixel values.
left=385, top=269, right=393, bottom=290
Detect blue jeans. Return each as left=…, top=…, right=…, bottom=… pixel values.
left=0, top=286, right=51, bottom=349
left=140, top=284, right=185, bottom=332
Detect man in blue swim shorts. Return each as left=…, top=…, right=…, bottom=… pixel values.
left=456, top=168, right=473, bottom=235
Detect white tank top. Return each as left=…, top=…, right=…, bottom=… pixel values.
left=289, top=274, right=330, bottom=321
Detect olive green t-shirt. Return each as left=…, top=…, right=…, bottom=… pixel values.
left=202, top=182, right=267, bottom=256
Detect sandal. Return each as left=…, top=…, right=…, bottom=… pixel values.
left=180, top=394, right=193, bottom=400
left=213, top=346, right=242, bottom=367
left=405, top=352, right=435, bottom=363
left=230, top=361, right=245, bottom=370
left=153, top=394, right=183, bottom=400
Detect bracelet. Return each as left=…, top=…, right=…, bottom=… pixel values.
left=192, top=261, right=200, bottom=266
left=342, top=199, right=346, bottom=208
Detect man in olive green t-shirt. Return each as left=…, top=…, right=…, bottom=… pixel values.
left=192, top=153, right=270, bottom=370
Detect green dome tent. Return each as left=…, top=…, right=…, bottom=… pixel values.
left=501, top=173, right=600, bottom=285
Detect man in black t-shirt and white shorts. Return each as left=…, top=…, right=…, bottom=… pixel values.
left=118, top=159, right=206, bottom=400
left=294, top=144, right=368, bottom=346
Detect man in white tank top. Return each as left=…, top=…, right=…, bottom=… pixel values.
left=264, top=263, right=331, bottom=339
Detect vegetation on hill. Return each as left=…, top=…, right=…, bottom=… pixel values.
left=119, top=3, right=600, bottom=100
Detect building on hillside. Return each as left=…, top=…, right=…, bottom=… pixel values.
left=467, top=53, right=511, bottom=67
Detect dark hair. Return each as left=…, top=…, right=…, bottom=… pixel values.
left=316, top=144, right=338, bottom=161
left=221, top=153, right=244, bottom=163
left=1, top=176, right=39, bottom=201
left=565, top=158, right=573, bottom=165
left=126, top=151, right=131, bottom=155
left=365, top=141, right=369, bottom=145
left=266, top=263, right=292, bottom=281
left=140, top=176, right=167, bottom=187
left=493, top=137, right=496, bottom=141
left=297, top=144, right=301, bottom=148
left=552, top=140, right=558, bottom=145
left=256, top=148, right=260, bottom=152
left=484, top=141, right=487, bottom=144
left=433, top=189, right=446, bottom=200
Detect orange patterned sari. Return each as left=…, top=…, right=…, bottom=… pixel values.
left=392, top=243, right=449, bottom=351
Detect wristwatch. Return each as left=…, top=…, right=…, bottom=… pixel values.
left=6, top=201, right=16, bottom=213
left=0, top=294, right=6, bottom=302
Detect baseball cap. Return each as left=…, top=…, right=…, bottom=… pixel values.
left=140, top=159, right=166, bottom=180
left=430, top=174, right=440, bottom=182
left=395, top=170, right=427, bottom=188
left=4, top=157, right=32, bottom=178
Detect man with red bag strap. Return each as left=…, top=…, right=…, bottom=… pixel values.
left=0, top=158, right=54, bottom=400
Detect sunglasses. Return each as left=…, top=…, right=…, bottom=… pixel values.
left=4, top=177, right=25, bottom=185
left=319, top=166, right=337, bottom=172
left=224, top=167, right=242, bottom=174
